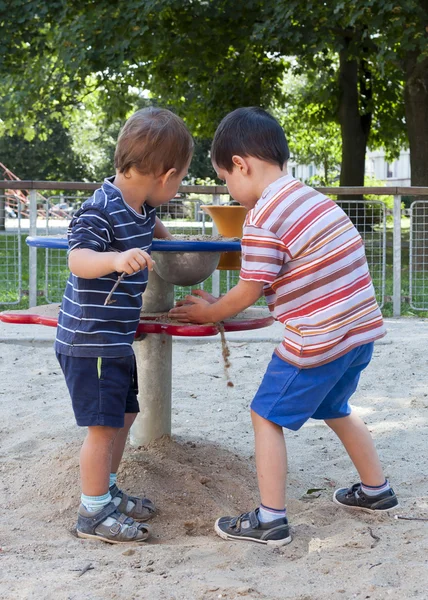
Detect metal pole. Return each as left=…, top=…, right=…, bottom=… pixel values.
left=211, top=193, right=221, bottom=297
left=29, top=190, right=38, bottom=308
left=393, top=195, right=402, bottom=317
left=130, top=269, right=174, bottom=446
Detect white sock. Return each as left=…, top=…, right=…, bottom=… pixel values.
left=361, top=480, right=390, bottom=497
left=258, top=504, right=286, bottom=523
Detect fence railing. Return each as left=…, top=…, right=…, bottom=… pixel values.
left=1, top=181, right=428, bottom=316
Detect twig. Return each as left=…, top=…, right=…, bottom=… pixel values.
left=70, top=563, right=94, bottom=577
left=104, top=272, right=126, bottom=305
left=369, top=562, right=382, bottom=570
left=368, top=526, right=380, bottom=548
left=78, top=563, right=94, bottom=577
left=394, top=515, right=428, bottom=522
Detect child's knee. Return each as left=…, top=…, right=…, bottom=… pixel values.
left=86, top=425, right=119, bottom=442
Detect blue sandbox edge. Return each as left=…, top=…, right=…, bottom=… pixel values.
left=26, top=236, right=241, bottom=252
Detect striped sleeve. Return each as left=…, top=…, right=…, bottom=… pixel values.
left=68, top=207, right=114, bottom=253
left=240, top=225, right=287, bottom=283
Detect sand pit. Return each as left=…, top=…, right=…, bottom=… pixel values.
left=0, top=318, right=427, bottom=599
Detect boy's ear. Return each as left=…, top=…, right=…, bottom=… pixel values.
left=159, top=168, right=177, bottom=185
left=231, top=155, right=249, bottom=174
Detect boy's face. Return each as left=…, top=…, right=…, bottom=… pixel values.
left=214, top=161, right=259, bottom=209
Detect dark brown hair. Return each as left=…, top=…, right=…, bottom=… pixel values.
left=114, top=107, right=194, bottom=176
left=211, top=107, right=289, bottom=172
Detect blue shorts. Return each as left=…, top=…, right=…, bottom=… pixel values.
left=251, top=343, right=374, bottom=431
left=56, top=353, right=139, bottom=428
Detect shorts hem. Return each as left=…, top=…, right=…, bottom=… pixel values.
left=75, top=416, right=125, bottom=428
left=250, top=404, right=305, bottom=431
left=312, top=407, right=352, bottom=421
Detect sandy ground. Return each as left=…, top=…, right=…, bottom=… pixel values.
left=0, top=318, right=427, bottom=600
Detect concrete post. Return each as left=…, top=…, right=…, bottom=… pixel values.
left=130, top=269, right=175, bottom=446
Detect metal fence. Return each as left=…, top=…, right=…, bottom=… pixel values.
left=0, top=193, right=22, bottom=304
left=1, top=181, right=428, bottom=316
left=410, top=200, right=428, bottom=310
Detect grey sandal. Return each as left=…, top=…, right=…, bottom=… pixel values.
left=109, top=484, right=156, bottom=521
left=77, top=501, right=150, bottom=544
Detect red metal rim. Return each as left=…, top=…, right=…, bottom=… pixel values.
left=0, top=312, right=274, bottom=336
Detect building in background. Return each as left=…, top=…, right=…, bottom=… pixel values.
left=365, top=149, right=411, bottom=187
left=289, top=149, right=411, bottom=187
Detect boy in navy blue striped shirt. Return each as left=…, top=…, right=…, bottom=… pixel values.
left=56, top=108, right=193, bottom=544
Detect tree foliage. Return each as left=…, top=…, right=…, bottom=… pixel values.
left=1, top=1, right=427, bottom=184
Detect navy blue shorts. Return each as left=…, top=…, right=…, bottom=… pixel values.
left=251, top=343, right=374, bottom=431
left=56, top=353, right=139, bottom=428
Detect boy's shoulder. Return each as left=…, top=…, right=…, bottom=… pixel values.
left=80, top=179, right=124, bottom=214
left=248, top=176, right=331, bottom=230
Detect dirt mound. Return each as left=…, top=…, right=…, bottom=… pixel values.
left=7, top=436, right=259, bottom=544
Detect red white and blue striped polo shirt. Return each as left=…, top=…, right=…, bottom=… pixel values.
left=240, top=174, right=386, bottom=368
left=55, top=177, right=156, bottom=358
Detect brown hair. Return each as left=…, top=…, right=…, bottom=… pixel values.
left=114, top=107, right=194, bottom=177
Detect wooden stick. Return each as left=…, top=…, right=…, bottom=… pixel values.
left=394, top=515, right=428, bottom=522
left=104, top=272, right=126, bottom=305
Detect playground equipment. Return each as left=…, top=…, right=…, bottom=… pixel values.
left=0, top=236, right=274, bottom=445
left=201, top=205, right=247, bottom=270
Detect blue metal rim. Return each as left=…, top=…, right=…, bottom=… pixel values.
left=26, top=236, right=241, bottom=252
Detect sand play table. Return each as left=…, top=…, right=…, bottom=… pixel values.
left=0, top=236, right=274, bottom=445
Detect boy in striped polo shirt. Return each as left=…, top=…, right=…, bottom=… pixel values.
left=170, top=107, right=398, bottom=546
left=56, top=108, right=193, bottom=543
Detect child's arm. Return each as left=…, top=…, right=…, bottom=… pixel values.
left=154, top=217, right=173, bottom=239
left=69, top=248, right=154, bottom=279
left=169, top=279, right=264, bottom=323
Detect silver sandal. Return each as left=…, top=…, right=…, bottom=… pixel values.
left=109, top=484, right=156, bottom=521
left=76, top=501, right=150, bottom=544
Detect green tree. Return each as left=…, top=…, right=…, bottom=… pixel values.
left=0, top=119, right=91, bottom=181
left=1, top=0, right=426, bottom=187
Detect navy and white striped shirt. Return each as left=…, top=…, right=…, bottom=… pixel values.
left=55, top=177, right=157, bottom=357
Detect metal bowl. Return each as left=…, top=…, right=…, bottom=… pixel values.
left=152, top=251, right=221, bottom=286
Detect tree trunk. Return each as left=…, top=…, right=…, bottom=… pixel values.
left=405, top=53, right=428, bottom=187
left=338, top=53, right=370, bottom=188
left=337, top=43, right=372, bottom=229
left=405, top=52, right=428, bottom=271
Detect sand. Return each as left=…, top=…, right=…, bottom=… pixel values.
left=0, top=318, right=427, bottom=600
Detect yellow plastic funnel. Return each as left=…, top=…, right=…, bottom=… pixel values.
left=201, top=205, right=247, bottom=270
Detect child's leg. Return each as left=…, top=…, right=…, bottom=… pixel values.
left=214, top=409, right=291, bottom=546
left=251, top=409, right=287, bottom=509
left=80, top=425, right=119, bottom=495
left=325, top=411, right=384, bottom=486
left=108, top=412, right=156, bottom=521
left=111, top=413, right=137, bottom=473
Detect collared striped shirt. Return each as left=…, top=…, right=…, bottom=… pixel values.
left=240, top=174, right=386, bottom=368
left=55, top=177, right=156, bottom=357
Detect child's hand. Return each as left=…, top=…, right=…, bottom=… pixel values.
left=169, top=295, right=211, bottom=323
left=113, top=249, right=154, bottom=275
left=174, top=289, right=218, bottom=307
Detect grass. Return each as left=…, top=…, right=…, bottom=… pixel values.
left=1, top=224, right=428, bottom=317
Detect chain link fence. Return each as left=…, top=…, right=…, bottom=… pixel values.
left=2, top=182, right=424, bottom=315
left=336, top=200, right=386, bottom=308
left=410, top=201, right=428, bottom=310
left=0, top=194, right=22, bottom=305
